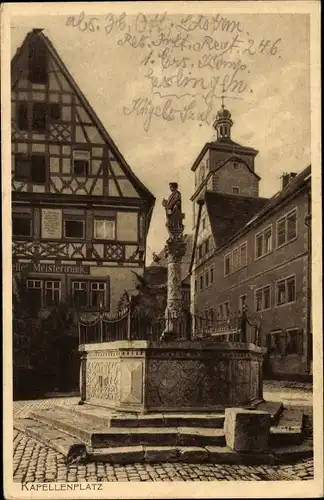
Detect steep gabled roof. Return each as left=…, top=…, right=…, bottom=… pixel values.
left=191, top=154, right=261, bottom=201
left=11, top=29, right=155, bottom=211
left=205, top=192, right=269, bottom=247
left=190, top=138, right=259, bottom=172
left=204, top=164, right=311, bottom=250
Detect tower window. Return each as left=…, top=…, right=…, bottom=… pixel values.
left=28, top=39, right=48, bottom=84
left=232, top=187, right=240, bottom=194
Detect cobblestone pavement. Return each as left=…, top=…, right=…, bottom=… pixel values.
left=12, top=396, right=314, bottom=482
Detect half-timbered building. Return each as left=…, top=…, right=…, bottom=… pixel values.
left=11, top=29, right=155, bottom=314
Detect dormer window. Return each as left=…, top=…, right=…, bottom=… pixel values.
left=72, top=150, right=90, bottom=176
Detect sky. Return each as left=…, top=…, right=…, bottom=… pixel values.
left=10, top=8, right=311, bottom=263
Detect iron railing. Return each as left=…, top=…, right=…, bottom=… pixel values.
left=78, top=307, right=262, bottom=346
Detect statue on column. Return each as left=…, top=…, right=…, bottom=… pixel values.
left=162, top=183, right=184, bottom=240
left=160, top=183, right=187, bottom=341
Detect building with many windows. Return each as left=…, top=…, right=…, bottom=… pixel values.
left=11, top=29, right=155, bottom=314
left=190, top=104, right=311, bottom=378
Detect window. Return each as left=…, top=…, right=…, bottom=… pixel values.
left=224, top=242, right=247, bottom=276
left=205, top=269, right=209, bottom=287
left=267, top=331, right=282, bottom=354
left=232, top=248, right=239, bottom=272
left=26, top=280, right=42, bottom=307
left=224, top=254, right=231, bottom=276
left=72, top=280, right=108, bottom=309
left=200, top=275, right=204, bottom=291
left=64, top=219, right=84, bottom=239
left=94, top=219, right=116, bottom=240
left=255, top=285, right=271, bottom=311
left=210, top=266, right=214, bottom=284
left=90, top=282, right=106, bottom=308
left=28, top=39, right=48, bottom=84
left=44, top=281, right=61, bottom=307
left=218, top=301, right=230, bottom=320
left=205, top=308, right=214, bottom=321
left=232, top=187, right=240, bottom=194
left=30, top=155, right=46, bottom=183
left=205, top=237, right=210, bottom=254
left=72, top=282, right=87, bottom=307
left=15, top=154, right=46, bottom=183
left=12, top=215, right=32, bottom=237
left=202, top=218, right=206, bottom=230
left=32, top=102, right=47, bottom=133
left=194, top=279, right=198, bottom=294
left=276, top=208, right=297, bottom=247
left=286, top=328, right=303, bottom=355
left=255, top=226, right=272, bottom=259
left=17, top=102, right=28, bottom=131
left=239, top=294, right=247, bottom=311
left=72, top=150, right=90, bottom=176
left=276, top=275, right=296, bottom=306
left=26, top=279, right=61, bottom=308
left=49, top=103, right=61, bottom=120
left=15, top=155, right=31, bottom=181
left=240, top=242, right=247, bottom=267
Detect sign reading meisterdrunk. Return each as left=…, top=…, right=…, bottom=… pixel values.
left=12, top=262, right=90, bottom=274
left=41, top=209, right=62, bottom=239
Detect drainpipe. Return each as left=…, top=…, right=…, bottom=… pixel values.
left=304, top=187, right=312, bottom=373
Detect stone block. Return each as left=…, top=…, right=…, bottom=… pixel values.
left=144, top=446, right=178, bottom=462
left=224, top=408, right=271, bottom=452
left=177, top=447, right=209, bottom=462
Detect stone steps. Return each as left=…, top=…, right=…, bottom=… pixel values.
left=13, top=401, right=312, bottom=465
left=28, top=407, right=226, bottom=448
left=65, top=404, right=225, bottom=428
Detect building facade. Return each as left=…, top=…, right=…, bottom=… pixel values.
left=11, top=29, right=155, bottom=315
left=190, top=105, right=312, bottom=378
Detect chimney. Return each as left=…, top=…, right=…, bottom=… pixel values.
left=281, top=172, right=297, bottom=190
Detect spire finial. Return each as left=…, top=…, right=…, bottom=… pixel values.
left=221, top=83, right=225, bottom=109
